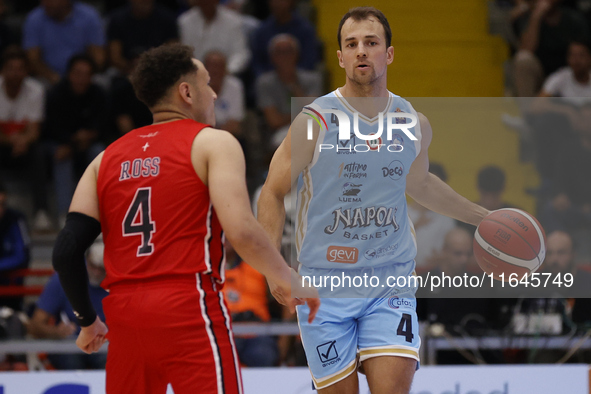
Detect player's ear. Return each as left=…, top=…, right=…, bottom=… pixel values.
left=337, top=50, right=345, bottom=69
left=178, top=81, right=192, bottom=105
left=386, top=46, right=394, bottom=65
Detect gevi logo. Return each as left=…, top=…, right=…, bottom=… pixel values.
left=303, top=106, right=418, bottom=153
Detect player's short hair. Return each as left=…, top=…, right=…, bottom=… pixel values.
left=66, top=53, right=96, bottom=75
left=0, top=181, right=6, bottom=195
left=337, top=7, right=392, bottom=50
left=131, top=43, right=198, bottom=108
left=1, top=46, right=28, bottom=69
left=477, top=165, right=505, bottom=193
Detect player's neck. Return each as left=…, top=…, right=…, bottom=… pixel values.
left=151, top=107, right=193, bottom=125
left=339, top=80, right=388, bottom=98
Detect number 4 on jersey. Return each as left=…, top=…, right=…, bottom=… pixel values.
left=123, top=188, right=156, bottom=256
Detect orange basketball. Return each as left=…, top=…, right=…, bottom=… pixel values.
left=473, top=208, right=546, bottom=282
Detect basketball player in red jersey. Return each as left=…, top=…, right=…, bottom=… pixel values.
left=51, top=44, right=319, bottom=394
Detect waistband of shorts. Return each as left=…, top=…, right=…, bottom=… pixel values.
left=298, top=259, right=416, bottom=273
left=106, top=273, right=212, bottom=293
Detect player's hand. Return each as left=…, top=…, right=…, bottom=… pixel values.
left=267, top=268, right=320, bottom=324
left=76, top=316, right=108, bottom=354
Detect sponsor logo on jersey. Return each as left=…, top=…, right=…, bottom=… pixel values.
left=391, top=134, right=404, bottom=151
left=340, top=182, right=362, bottom=202
left=364, top=243, right=399, bottom=260
left=388, top=296, right=413, bottom=309
left=395, top=107, right=407, bottom=124
left=324, top=206, right=399, bottom=235
left=342, top=182, right=362, bottom=196
left=138, top=131, right=159, bottom=138
left=338, top=162, right=367, bottom=179
left=326, top=246, right=359, bottom=264
left=382, top=160, right=404, bottom=180
left=366, top=133, right=383, bottom=151
left=335, top=132, right=357, bottom=155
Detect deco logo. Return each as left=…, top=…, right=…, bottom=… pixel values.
left=382, top=160, right=404, bottom=180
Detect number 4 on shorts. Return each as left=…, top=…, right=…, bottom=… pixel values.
left=397, top=313, right=414, bottom=343
left=123, top=187, right=156, bottom=256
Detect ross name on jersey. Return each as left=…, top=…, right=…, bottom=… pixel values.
left=120, top=157, right=161, bottom=181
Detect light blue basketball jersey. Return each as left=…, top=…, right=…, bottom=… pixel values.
left=295, top=89, right=422, bottom=271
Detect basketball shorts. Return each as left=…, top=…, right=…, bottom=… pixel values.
left=103, top=274, right=243, bottom=394
left=296, top=264, right=421, bottom=390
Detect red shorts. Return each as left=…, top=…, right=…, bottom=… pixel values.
left=103, top=274, right=243, bottom=394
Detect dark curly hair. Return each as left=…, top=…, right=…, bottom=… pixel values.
left=131, top=44, right=198, bottom=108
left=337, top=7, right=392, bottom=50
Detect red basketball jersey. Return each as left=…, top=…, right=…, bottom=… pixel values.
left=97, top=119, right=225, bottom=289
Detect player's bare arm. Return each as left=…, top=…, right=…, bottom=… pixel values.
left=257, top=111, right=319, bottom=250
left=405, top=113, right=489, bottom=227
left=52, top=152, right=108, bottom=354
left=193, top=127, right=319, bottom=321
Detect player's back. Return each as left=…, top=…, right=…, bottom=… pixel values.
left=97, top=119, right=224, bottom=289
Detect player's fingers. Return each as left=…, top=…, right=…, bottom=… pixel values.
left=306, top=298, right=321, bottom=323
left=286, top=298, right=297, bottom=314
left=293, top=297, right=305, bottom=306
left=272, top=289, right=287, bottom=306
left=78, top=343, right=93, bottom=354
left=92, top=336, right=103, bottom=352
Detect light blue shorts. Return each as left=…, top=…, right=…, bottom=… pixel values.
left=296, top=264, right=421, bottom=389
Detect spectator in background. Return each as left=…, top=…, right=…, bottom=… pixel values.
left=545, top=230, right=577, bottom=275
left=408, top=163, right=456, bottom=270
left=251, top=0, right=320, bottom=77
left=23, top=0, right=106, bottom=85
left=513, top=0, right=589, bottom=96
left=256, top=33, right=322, bottom=147
left=0, top=48, right=50, bottom=231
left=109, top=55, right=152, bottom=137
left=527, top=42, right=591, bottom=184
left=107, top=0, right=179, bottom=75
left=43, top=54, right=107, bottom=226
left=204, top=51, right=245, bottom=143
left=222, top=239, right=279, bottom=367
left=0, top=0, right=17, bottom=56
left=418, top=228, right=498, bottom=364
left=0, top=183, right=30, bottom=312
left=458, top=165, right=516, bottom=235
left=476, top=166, right=515, bottom=211
left=178, top=0, right=250, bottom=74
left=104, top=0, right=181, bottom=14
left=28, top=241, right=108, bottom=370
left=539, top=40, right=591, bottom=100
left=541, top=111, right=591, bottom=242
left=427, top=227, right=476, bottom=281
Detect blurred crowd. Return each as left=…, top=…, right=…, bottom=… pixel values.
left=0, top=0, right=590, bottom=370
left=0, top=0, right=323, bottom=231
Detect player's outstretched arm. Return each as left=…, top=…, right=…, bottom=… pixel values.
left=195, top=128, right=319, bottom=321
left=405, top=113, right=489, bottom=227
left=52, top=153, right=108, bottom=354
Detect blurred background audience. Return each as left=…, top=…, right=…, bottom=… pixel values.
left=0, top=0, right=588, bottom=371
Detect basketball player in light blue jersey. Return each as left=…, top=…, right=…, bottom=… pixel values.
left=258, top=7, right=490, bottom=394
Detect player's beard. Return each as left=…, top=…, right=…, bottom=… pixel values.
left=350, top=67, right=379, bottom=88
